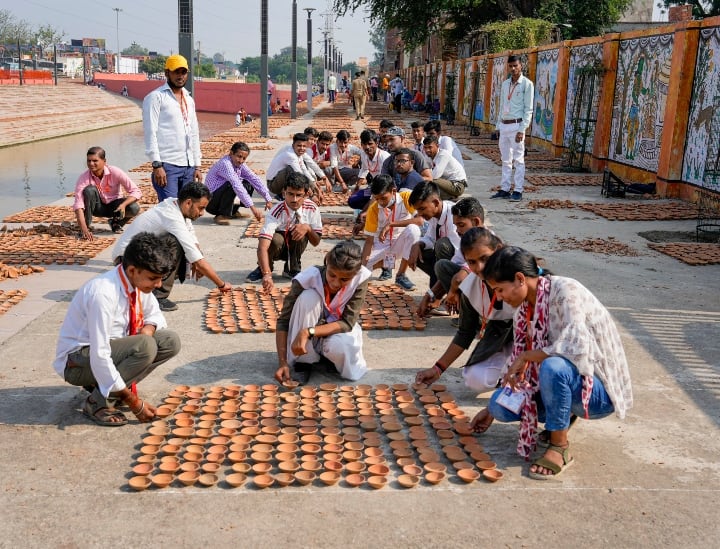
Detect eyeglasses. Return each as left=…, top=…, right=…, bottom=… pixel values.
left=394, top=158, right=411, bottom=164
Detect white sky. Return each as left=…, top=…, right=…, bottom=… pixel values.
left=8, top=0, right=373, bottom=64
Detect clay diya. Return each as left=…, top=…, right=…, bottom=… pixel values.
left=150, top=473, right=174, bottom=489
left=476, top=460, right=497, bottom=471
left=227, top=451, right=247, bottom=463
left=402, top=464, right=423, bottom=477
left=278, top=461, right=301, bottom=473
left=470, top=450, right=491, bottom=462
left=251, top=451, right=272, bottom=463
left=301, top=460, right=322, bottom=473
left=294, top=470, right=316, bottom=486
left=140, top=445, right=160, bottom=456
left=142, top=435, right=165, bottom=446
left=128, top=476, right=152, bottom=491
left=252, top=462, right=273, bottom=475
left=253, top=474, right=275, bottom=489
left=232, top=462, right=252, bottom=475
left=453, top=461, right=474, bottom=471
left=161, top=444, right=181, bottom=456
left=324, top=460, right=343, bottom=473
left=177, top=471, right=200, bottom=486
left=425, top=471, right=446, bottom=485
left=457, top=468, right=480, bottom=483
left=319, top=471, right=341, bottom=486
left=344, top=473, right=365, bottom=488
left=132, top=463, right=154, bottom=476
left=274, top=472, right=295, bottom=487
left=158, top=460, right=181, bottom=474
left=397, top=474, right=419, bottom=488
left=345, top=461, right=366, bottom=474
left=201, top=462, right=221, bottom=474
left=183, top=452, right=203, bottom=463
left=136, top=454, right=155, bottom=464
left=225, top=472, right=248, bottom=487
left=368, top=464, right=390, bottom=476
left=482, top=469, right=503, bottom=482
left=424, top=462, right=447, bottom=475
left=300, top=443, right=321, bottom=455
left=342, top=450, right=362, bottom=462
left=180, top=461, right=200, bottom=473
left=367, top=475, right=388, bottom=490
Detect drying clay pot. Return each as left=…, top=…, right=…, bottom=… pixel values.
left=368, top=464, right=390, bottom=476
left=201, top=462, right=221, bottom=474
left=345, top=461, right=366, bottom=474
left=177, top=470, right=200, bottom=486
left=252, top=462, right=273, bottom=475
left=402, top=464, right=423, bottom=477
left=367, top=475, right=388, bottom=490
left=457, top=468, right=480, bottom=483
left=253, top=474, right=275, bottom=489
left=319, top=471, right=341, bottom=486
left=225, top=472, right=248, bottom=487
left=231, top=462, right=252, bottom=475
left=476, top=460, right=496, bottom=471
left=397, top=474, right=419, bottom=488
left=274, top=472, right=295, bottom=487
left=128, top=476, right=152, bottom=491
left=425, top=471, right=446, bottom=485
left=150, top=473, right=174, bottom=489
left=482, top=469, right=503, bottom=482
left=132, top=463, right=153, bottom=476
left=344, top=473, right=365, bottom=488
left=295, top=471, right=317, bottom=486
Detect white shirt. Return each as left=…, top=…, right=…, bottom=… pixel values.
left=358, top=148, right=390, bottom=179
left=390, top=77, right=404, bottom=95
left=419, top=200, right=461, bottom=261
left=266, top=144, right=323, bottom=182
left=53, top=266, right=167, bottom=397
left=260, top=199, right=323, bottom=239
left=430, top=149, right=467, bottom=181
left=142, top=83, right=201, bottom=167
left=495, top=74, right=534, bottom=132
left=330, top=143, right=363, bottom=169
left=112, top=198, right=203, bottom=264
left=439, top=135, right=464, bottom=166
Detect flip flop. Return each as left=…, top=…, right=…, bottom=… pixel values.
left=82, top=397, right=128, bottom=427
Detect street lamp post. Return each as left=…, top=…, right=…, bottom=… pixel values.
left=112, top=7, right=122, bottom=73
left=260, top=0, right=269, bottom=137
left=291, top=0, right=297, bottom=119
left=304, top=8, right=315, bottom=113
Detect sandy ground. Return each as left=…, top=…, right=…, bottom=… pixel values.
left=1, top=100, right=719, bottom=549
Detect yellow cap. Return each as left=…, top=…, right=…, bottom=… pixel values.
left=165, top=55, right=189, bottom=71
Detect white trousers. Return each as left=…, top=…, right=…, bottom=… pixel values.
left=461, top=349, right=510, bottom=393
left=498, top=121, right=525, bottom=192
left=286, top=289, right=367, bottom=381
left=366, top=224, right=420, bottom=269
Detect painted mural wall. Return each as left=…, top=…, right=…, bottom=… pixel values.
left=532, top=48, right=559, bottom=141
left=609, top=34, right=674, bottom=172
left=489, top=57, right=507, bottom=126
left=461, top=59, right=475, bottom=118
left=563, top=43, right=603, bottom=151
left=682, top=26, right=720, bottom=191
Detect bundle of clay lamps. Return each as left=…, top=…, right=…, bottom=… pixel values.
left=127, top=382, right=502, bottom=491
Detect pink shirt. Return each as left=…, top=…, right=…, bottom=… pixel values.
left=73, top=165, right=142, bottom=210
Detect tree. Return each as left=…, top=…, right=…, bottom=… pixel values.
left=368, top=24, right=385, bottom=66
left=122, top=42, right=149, bottom=56
left=0, top=9, right=32, bottom=44
left=332, top=0, right=634, bottom=53
left=140, top=55, right=166, bottom=75
left=657, top=0, right=720, bottom=17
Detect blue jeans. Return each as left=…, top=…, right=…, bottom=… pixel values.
left=152, top=163, right=196, bottom=201
left=488, top=356, right=614, bottom=431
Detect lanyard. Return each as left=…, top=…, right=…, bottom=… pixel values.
left=477, top=292, right=497, bottom=339
left=366, top=151, right=381, bottom=174
left=324, top=282, right=347, bottom=320
left=382, top=195, right=398, bottom=243
left=525, top=302, right=535, bottom=350
left=117, top=265, right=144, bottom=336
left=178, top=91, right=189, bottom=129
left=507, top=79, right=520, bottom=101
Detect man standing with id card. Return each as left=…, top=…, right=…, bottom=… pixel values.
left=490, top=55, right=533, bottom=203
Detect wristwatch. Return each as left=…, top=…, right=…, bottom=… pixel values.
left=308, top=327, right=316, bottom=337
left=151, top=161, right=163, bottom=169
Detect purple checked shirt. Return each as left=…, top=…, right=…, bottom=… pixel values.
left=204, top=155, right=273, bottom=207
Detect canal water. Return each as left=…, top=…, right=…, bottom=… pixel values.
left=0, top=112, right=236, bottom=220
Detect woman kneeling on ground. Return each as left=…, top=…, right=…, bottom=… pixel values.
left=415, top=227, right=514, bottom=391
left=470, top=246, right=633, bottom=479
left=274, top=240, right=371, bottom=386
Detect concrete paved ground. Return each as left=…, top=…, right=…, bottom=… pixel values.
left=1, top=100, right=719, bottom=548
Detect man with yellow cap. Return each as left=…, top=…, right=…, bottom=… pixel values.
left=142, top=54, right=202, bottom=201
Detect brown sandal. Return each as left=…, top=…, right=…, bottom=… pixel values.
left=82, top=397, right=127, bottom=427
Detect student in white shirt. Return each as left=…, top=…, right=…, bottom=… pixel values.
left=329, top=129, right=363, bottom=192
left=113, top=182, right=233, bottom=312
left=423, top=135, right=468, bottom=200
left=423, top=119, right=464, bottom=166
left=348, top=129, right=391, bottom=211
left=407, top=181, right=461, bottom=289
left=266, top=133, right=329, bottom=201
left=53, top=232, right=182, bottom=426
left=246, top=172, right=323, bottom=290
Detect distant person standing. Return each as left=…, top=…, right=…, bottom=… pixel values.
left=327, top=73, right=337, bottom=103
left=490, top=54, right=534, bottom=203
left=381, top=74, right=390, bottom=102
left=143, top=54, right=202, bottom=202
left=369, top=74, right=379, bottom=101
left=390, top=74, right=404, bottom=113
left=351, top=71, right=369, bottom=120
left=267, top=74, right=275, bottom=115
